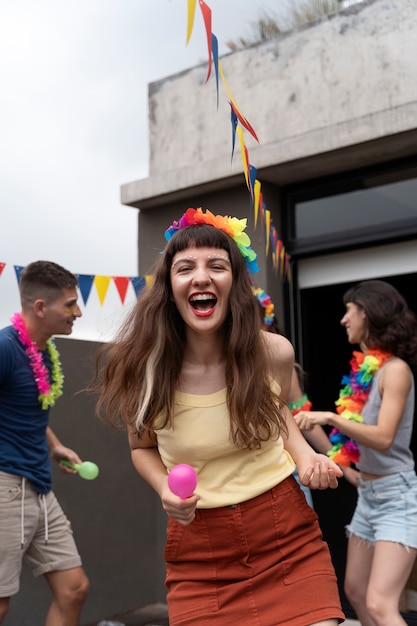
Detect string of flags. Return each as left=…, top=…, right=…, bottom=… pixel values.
left=185, top=0, right=291, bottom=280
left=2, top=3, right=291, bottom=298
left=0, top=263, right=150, bottom=307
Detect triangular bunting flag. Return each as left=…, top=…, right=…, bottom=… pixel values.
left=113, top=276, right=131, bottom=305
left=0, top=263, right=5, bottom=277
left=265, top=210, right=271, bottom=256
left=253, top=180, right=261, bottom=228
left=198, top=0, right=212, bottom=82
left=94, top=275, right=111, bottom=306
left=77, top=274, right=95, bottom=306
left=249, top=165, right=257, bottom=201
left=186, top=0, right=197, bottom=45
left=212, top=33, right=219, bottom=109
left=14, top=266, right=25, bottom=285
left=230, top=106, right=238, bottom=162
left=131, top=276, right=146, bottom=297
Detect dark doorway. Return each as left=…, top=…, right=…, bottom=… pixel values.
left=298, top=271, right=417, bottom=618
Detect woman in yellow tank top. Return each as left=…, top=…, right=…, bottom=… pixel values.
left=94, top=207, right=345, bottom=626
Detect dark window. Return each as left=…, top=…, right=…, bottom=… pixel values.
left=284, top=159, right=417, bottom=256
left=296, top=177, right=417, bottom=238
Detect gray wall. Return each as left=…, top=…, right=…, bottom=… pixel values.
left=4, top=338, right=167, bottom=626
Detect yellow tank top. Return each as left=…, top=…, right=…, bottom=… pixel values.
left=154, top=387, right=295, bottom=508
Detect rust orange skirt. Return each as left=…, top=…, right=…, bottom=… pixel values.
left=164, top=475, right=344, bottom=626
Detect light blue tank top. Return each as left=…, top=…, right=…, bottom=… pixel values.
left=357, top=360, right=415, bottom=475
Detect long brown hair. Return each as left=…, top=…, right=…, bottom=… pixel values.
left=94, top=224, right=287, bottom=448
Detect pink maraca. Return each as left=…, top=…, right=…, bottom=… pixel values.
left=168, top=464, right=198, bottom=499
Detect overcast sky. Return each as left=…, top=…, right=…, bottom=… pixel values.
left=0, top=0, right=300, bottom=338
left=0, top=0, right=282, bottom=272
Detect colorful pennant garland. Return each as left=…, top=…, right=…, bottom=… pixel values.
left=185, top=0, right=291, bottom=280
left=2, top=264, right=148, bottom=307
left=4, top=3, right=291, bottom=301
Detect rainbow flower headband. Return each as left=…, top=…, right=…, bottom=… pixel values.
left=252, top=287, right=275, bottom=326
left=164, top=207, right=259, bottom=274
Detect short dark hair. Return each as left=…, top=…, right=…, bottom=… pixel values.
left=20, top=260, right=77, bottom=308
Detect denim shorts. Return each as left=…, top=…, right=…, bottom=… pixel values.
left=346, top=470, right=417, bottom=548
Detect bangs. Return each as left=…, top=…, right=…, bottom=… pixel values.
left=167, top=225, right=232, bottom=257
left=163, top=223, right=249, bottom=283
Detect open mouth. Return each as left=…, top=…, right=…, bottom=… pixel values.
left=189, top=292, right=217, bottom=313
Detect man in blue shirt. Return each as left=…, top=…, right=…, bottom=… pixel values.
left=0, top=260, right=89, bottom=625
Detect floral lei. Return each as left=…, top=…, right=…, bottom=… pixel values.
left=11, top=312, right=64, bottom=410
left=327, top=349, right=392, bottom=466
left=165, top=207, right=259, bottom=274
left=288, top=394, right=312, bottom=415
left=252, top=287, right=275, bottom=326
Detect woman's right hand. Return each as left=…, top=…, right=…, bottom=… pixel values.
left=161, top=483, right=200, bottom=526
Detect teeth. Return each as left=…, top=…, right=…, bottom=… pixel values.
left=190, top=294, right=215, bottom=302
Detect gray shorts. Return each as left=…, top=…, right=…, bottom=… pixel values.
left=0, top=470, right=82, bottom=597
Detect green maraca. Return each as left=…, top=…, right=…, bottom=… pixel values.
left=60, top=459, right=99, bottom=480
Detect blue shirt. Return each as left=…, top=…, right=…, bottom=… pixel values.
left=0, top=325, right=52, bottom=493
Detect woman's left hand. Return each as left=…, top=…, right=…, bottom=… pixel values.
left=297, top=453, right=343, bottom=490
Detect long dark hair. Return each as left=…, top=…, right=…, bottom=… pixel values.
left=343, top=279, right=417, bottom=371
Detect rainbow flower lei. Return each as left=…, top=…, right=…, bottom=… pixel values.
left=327, top=349, right=392, bottom=466
left=288, top=394, right=312, bottom=415
left=165, top=207, right=259, bottom=274
left=252, top=287, right=275, bottom=326
left=11, top=312, right=64, bottom=410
